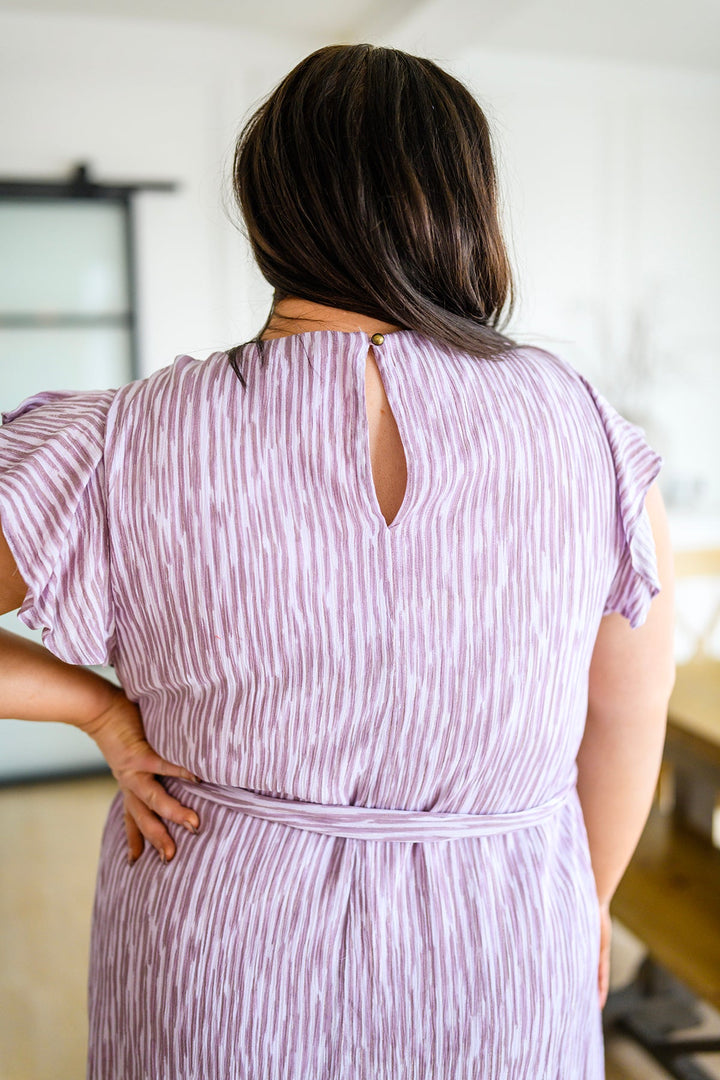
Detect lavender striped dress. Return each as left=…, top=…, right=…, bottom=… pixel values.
left=0, top=329, right=663, bottom=1079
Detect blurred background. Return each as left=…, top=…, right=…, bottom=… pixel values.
left=0, top=1, right=719, bottom=1077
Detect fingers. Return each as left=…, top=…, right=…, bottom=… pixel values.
left=598, top=903, right=612, bottom=1009
left=122, top=782, right=201, bottom=866
left=125, top=775, right=201, bottom=835
left=123, top=789, right=177, bottom=864
left=598, top=962, right=610, bottom=1009
left=124, top=807, right=144, bottom=864
left=138, top=749, right=201, bottom=785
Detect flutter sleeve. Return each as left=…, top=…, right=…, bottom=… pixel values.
left=577, top=374, right=664, bottom=630
left=0, top=387, right=118, bottom=666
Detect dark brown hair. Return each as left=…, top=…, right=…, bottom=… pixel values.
left=226, top=43, right=518, bottom=387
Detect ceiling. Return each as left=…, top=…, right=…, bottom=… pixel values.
left=0, top=0, right=419, bottom=45
left=0, top=0, right=718, bottom=71
left=395, top=0, right=720, bottom=72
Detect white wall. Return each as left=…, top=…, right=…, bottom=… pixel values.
left=0, top=10, right=298, bottom=376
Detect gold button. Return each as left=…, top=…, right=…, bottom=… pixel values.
left=370, top=333, right=385, bottom=346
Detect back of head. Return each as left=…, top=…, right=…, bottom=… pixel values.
left=229, top=43, right=518, bottom=362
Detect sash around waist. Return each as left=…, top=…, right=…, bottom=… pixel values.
left=164, top=776, right=577, bottom=842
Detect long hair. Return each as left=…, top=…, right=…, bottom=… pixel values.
left=226, top=44, right=518, bottom=387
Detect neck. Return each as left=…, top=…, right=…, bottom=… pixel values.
left=259, top=298, right=403, bottom=340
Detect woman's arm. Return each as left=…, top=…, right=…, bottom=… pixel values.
left=576, top=480, right=676, bottom=907
left=0, top=626, right=119, bottom=725
left=0, top=519, right=201, bottom=863
left=576, top=480, right=676, bottom=1007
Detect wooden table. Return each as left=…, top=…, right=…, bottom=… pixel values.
left=664, top=661, right=720, bottom=842
left=665, top=661, right=720, bottom=758
left=611, top=805, right=720, bottom=1010
left=607, top=661, right=720, bottom=1079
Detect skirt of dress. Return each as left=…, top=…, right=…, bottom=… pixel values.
left=87, top=779, right=605, bottom=1080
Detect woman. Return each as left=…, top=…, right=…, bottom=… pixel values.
left=0, top=43, right=675, bottom=1079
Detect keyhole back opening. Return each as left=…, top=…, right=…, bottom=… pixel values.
left=363, top=347, right=409, bottom=530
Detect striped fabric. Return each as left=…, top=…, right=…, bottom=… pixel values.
left=0, top=329, right=663, bottom=1079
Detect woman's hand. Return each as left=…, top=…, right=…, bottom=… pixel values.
left=80, top=686, right=201, bottom=866
left=598, top=899, right=612, bottom=1009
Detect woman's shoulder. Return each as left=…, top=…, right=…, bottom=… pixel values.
left=119, top=350, right=229, bottom=398
left=112, top=351, right=231, bottom=417
left=505, top=341, right=663, bottom=498
left=484, top=341, right=610, bottom=425
left=502, top=341, right=590, bottom=391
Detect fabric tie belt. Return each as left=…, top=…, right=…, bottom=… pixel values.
left=166, top=776, right=576, bottom=842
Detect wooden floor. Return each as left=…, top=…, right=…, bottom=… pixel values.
left=0, top=775, right=719, bottom=1080
left=0, top=775, right=116, bottom=1080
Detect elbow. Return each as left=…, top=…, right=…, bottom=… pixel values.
left=652, top=660, right=676, bottom=714
left=660, top=656, right=677, bottom=705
